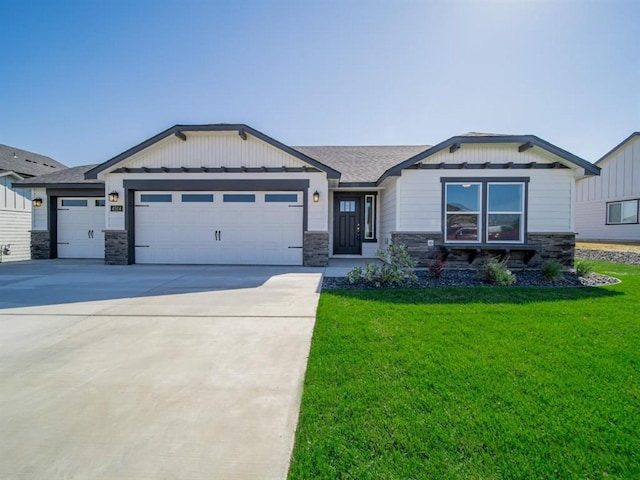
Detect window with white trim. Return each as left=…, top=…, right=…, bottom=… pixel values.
left=445, top=183, right=481, bottom=242
left=444, top=179, right=527, bottom=243
left=607, top=200, right=638, bottom=225
left=487, top=183, right=524, bottom=242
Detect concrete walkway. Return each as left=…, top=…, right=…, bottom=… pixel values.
left=0, top=260, right=323, bottom=480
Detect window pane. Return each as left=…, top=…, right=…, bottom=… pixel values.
left=446, top=214, right=479, bottom=241
left=223, top=194, right=255, bottom=203
left=182, top=194, right=214, bottom=202
left=61, top=199, right=88, bottom=207
left=95, top=199, right=106, bottom=207
left=488, top=214, right=522, bottom=242
left=364, top=195, right=375, bottom=239
left=608, top=203, right=622, bottom=223
left=339, top=200, right=356, bottom=212
left=488, top=184, right=523, bottom=212
left=622, top=201, right=638, bottom=223
left=140, top=194, right=172, bottom=202
left=447, top=184, right=479, bottom=212
left=265, top=194, right=297, bottom=202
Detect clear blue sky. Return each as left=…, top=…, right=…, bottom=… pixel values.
left=1, top=0, right=638, bottom=166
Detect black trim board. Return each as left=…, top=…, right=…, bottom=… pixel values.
left=85, top=124, right=341, bottom=180
left=378, top=135, right=600, bottom=184
left=20, top=183, right=105, bottom=190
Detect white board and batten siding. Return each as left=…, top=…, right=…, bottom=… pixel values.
left=0, top=175, right=32, bottom=262
left=378, top=177, right=398, bottom=247
left=394, top=145, right=576, bottom=234
left=576, top=135, right=640, bottom=241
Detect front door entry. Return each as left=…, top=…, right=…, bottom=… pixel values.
left=334, top=195, right=361, bottom=254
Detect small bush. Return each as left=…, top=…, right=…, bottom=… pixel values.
left=575, top=259, right=594, bottom=278
left=483, top=257, right=516, bottom=286
left=541, top=260, right=564, bottom=282
left=345, top=242, right=417, bottom=287
left=429, top=257, right=446, bottom=279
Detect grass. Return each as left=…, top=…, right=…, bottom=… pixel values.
left=288, top=261, right=640, bottom=479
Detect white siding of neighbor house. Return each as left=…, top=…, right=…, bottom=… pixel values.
left=576, top=136, right=640, bottom=241
left=0, top=175, right=32, bottom=261
left=120, top=132, right=308, bottom=170
left=379, top=177, right=398, bottom=246
left=396, top=145, right=577, bottom=233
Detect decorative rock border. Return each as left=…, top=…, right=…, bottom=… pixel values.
left=576, top=248, right=640, bottom=265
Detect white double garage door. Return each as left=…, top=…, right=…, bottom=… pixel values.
left=134, top=191, right=303, bottom=265
left=57, top=191, right=303, bottom=265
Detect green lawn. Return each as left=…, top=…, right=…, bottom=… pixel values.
left=288, top=261, right=640, bottom=479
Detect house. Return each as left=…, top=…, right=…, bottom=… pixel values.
left=576, top=132, right=640, bottom=243
left=14, top=124, right=600, bottom=268
left=0, top=144, right=66, bottom=262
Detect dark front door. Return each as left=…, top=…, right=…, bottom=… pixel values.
left=334, top=195, right=361, bottom=254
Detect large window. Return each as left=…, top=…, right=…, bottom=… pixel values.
left=445, top=183, right=481, bottom=241
left=487, top=183, right=524, bottom=242
left=444, top=179, right=527, bottom=243
left=607, top=200, right=638, bottom=225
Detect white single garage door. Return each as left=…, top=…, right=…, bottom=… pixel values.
left=134, top=191, right=303, bottom=265
left=57, top=198, right=106, bottom=259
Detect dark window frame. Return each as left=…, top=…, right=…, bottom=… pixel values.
left=606, top=199, right=639, bottom=225
left=441, top=177, right=530, bottom=244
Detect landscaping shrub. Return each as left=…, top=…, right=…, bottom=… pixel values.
left=429, top=257, right=446, bottom=279
left=575, top=259, right=594, bottom=277
left=541, top=259, right=564, bottom=282
left=482, top=257, right=516, bottom=286
left=346, top=242, right=417, bottom=287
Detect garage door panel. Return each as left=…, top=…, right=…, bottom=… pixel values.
left=57, top=198, right=105, bottom=259
left=134, top=191, right=302, bottom=265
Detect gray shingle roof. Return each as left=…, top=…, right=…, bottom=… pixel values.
left=293, top=145, right=430, bottom=183
left=0, top=144, right=67, bottom=177
left=13, top=164, right=103, bottom=186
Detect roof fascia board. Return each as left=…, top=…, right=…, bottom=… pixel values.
left=595, top=132, right=640, bottom=165
left=85, top=124, right=341, bottom=180
left=377, top=135, right=599, bottom=185
left=1, top=171, right=24, bottom=180
left=12, top=182, right=104, bottom=189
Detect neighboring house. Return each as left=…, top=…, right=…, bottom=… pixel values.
left=0, top=144, right=66, bottom=262
left=15, top=124, right=599, bottom=268
left=576, top=132, right=640, bottom=242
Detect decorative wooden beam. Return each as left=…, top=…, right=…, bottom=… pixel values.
left=505, top=162, right=514, bottom=169
left=238, top=129, right=247, bottom=141
left=518, top=141, right=533, bottom=152
left=527, top=162, right=537, bottom=168
left=551, top=161, right=561, bottom=168
left=449, top=143, right=461, bottom=153
left=483, top=162, right=491, bottom=169
left=175, top=131, right=187, bottom=142
left=459, top=162, right=468, bottom=169
left=439, top=162, right=446, bottom=169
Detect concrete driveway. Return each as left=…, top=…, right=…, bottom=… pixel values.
left=0, top=260, right=323, bottom=480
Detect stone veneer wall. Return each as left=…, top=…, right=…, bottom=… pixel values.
left=303, top=231, right=329, bottom=267
left=391, top=231, right=576, bottom=269
left=104, top=230, right=129, bottom=265
left=390, top=232, right=442, bottom=267
left=30, top=230, right=51, bottom=259
left=526, top=232, right=575, bottom=267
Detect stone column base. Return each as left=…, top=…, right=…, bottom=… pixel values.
left=303, top=232, right=329, bottom=267
left=30, top=230, right=51, bottom=259
left=105, top=231, right=130, bottom=265
left=390, top=232, right=443, bottom=266
left=527, top=232, right=575, bottom=267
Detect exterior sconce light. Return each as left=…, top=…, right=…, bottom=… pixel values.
left=32, top=197, right=43, bottom=207
left=109, top=191, right=119, bottom=202
left=313, top=191, right=320, bottom=203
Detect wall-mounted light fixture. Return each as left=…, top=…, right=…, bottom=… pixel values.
left=109, top=191, right=119, bottom=202
left=313, top=190, right=320, bottom=203
left=32, top=197, right=43, bottom=207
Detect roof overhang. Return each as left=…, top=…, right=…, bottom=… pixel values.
left=85, top=124, right=342, bottom=180
left=1, top=170, right=25, bottom=181
left=377, top=134, right=600, bottom=185
left=595, top=132, right=640, bottom=165
left=13, top=182, right=104, bottom=190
